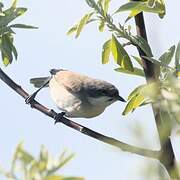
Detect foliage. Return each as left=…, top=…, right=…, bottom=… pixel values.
left=67, top=0, right=161, bottom=78
left=0, top=0, right=37, bottom=66
left=115, top=0, right=165, bottom=21
left=0, top=143, right=84, bottom=180
left=67, top=0, right=180, bottom=124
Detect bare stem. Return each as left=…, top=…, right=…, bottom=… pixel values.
left=132, top=2, right=179, bottom=178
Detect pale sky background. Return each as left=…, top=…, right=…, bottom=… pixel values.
left=0, top=0, right=180, bottom=180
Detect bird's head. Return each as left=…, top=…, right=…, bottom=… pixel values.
left=86, top=80, right=126, bottom=107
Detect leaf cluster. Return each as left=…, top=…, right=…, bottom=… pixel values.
left=124, top=42, right=180, bottom=117
left=0, top=143, right=84, bottom=180
left=67, top=0, right=180, bottom=122
left=0, top=0, right=37, bottom=66
left=67, top=0, right=155, bottom=77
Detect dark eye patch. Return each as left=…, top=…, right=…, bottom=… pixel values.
left=107, top=98, right=114, bottom=101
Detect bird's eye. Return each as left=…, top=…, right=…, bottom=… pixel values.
left=108, top=98, right=114, bottom=101
left=100, top=89, right=106, bottom=94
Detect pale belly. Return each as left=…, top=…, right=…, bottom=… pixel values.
left=49, top=78, right=105, bottom=118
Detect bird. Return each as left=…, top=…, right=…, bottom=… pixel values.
left=29, top=69, right=126, bottom=119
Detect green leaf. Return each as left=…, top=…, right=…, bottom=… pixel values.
left=115, top=67, right=145, bottom=77
left=11, top=0, right=17, bottom=9
left=159, top=45, right=175, bottom=65
left=11, top=142, right=34, bottom=171
left=175, top=41, right=180, bottom=75
left=175, top=41, right=180, bottom=63
left=111, top=34, right=134, bottom=71
left=142, top=56, right=172, bottom=69
left=44, top=175, right=65, bottom=180
left=67, top=25, right=78, bottom=35
left=1, top=7, right=27, bottom=26
left=0, top=26, right=15, bottom=35
left=128, top=84, right=145, bottom=100
left=156, top=0, right=166, bottom=18
left=37, top=145, right=48, bottom=172
left=1, top=52, right=10, bottom=66
left=148, top=0, right=156, bottom=7
left=45, top=176, right=84, bottom=180
left=55, top=152, right=74, bottom=170
left=114, top=1, right=165, bottom=19
left=63, top=177, right=84, bottom=180
left=128, top=82, right=160, bottom=100
left=0, top=34, right=13, bottom=66
left=123, top=82, right=159, bottom=115
left=0, top=34, right=18, bottom=66
left=0, top=8, right=27, bottom=27
left=115, top=1, right=143, bottom=15
left=102, top=39, right=111, bottom=64
left=18, top=149, right=34, bottom=165
left=131, top=35, right=153, bottom=57
left=142, top=56, right=161, bottom=65
left=122, top=94, right=145, bottom=115
left=131, top=55, right=143, bottom=67
left=9, top=24, right=38, bottom=29
left=98, top=19, right=105, bottom=32
left=86, top=0, right=99, bottom=10
left=103, top=0, right=110, bottom=15
left=47, top=152, right=74, bottom=176
left=75, top=13, right=93, bottom=38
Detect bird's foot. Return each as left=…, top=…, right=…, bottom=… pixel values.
left=54, top=112, right=66, bottom=124
left=25, top=93, right=37, bottom=104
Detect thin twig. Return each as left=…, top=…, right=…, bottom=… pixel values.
left=0, top=68, right=160, bottom=159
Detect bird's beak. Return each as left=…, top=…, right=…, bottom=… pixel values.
left=118, top=95, right=126, bottom=102
left=50, top=69, right=59, bottom=75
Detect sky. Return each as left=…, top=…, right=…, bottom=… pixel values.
left=0, top=0, right=180, bottom=180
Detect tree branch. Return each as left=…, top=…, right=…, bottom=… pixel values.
left=132, top=2, right=179, bottom=178
left=0, top=68, right=160, bottom=159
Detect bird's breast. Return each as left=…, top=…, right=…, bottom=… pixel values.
left=49, top=78, right=106, bottom=118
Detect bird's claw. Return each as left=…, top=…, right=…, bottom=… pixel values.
left=54, top=112, right=66, bottom=124
left=25, top=93, right=36, bottom=104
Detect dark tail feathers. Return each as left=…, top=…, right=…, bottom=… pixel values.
left=30, top=77, right=50, bottom=88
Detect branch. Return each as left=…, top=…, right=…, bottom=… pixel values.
left=0, top=68, right=160, bottom=159
left=132, top=1, right=179, bottom=178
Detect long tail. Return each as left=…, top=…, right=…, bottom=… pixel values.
left=30, top=77, right=50, bottom=88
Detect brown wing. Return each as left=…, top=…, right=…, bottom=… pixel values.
left=53, top=70, right=85, bottom=93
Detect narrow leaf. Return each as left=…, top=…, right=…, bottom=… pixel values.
left=47, top=153, right=74, bottom=176
left=9, top=24, right=38, bottom=29
left=159, top=45, right=175, bottom=65
left=175, top=41, right=180, bottom=73
left=115, top=2, right=142, bottom=14
left=142, top=56, right=161, bottom=65
left=1, top=8, right=27, bottom=27
left=115, top=67, right=145, bottom=77
left=131, top=55, right=143, bottom=67
left=131, top=35, right=153, bottom=57
left=11, top=0, right=17, bottom=9
left=128, top=85, right=145, bottom=100
left=103, top=0, right=110, bottom=15
left=102, top=39, right=111, bottom=64
left=67, top=25, right=78, bottom=35
left=114, top=1, right=165, bottom=18
left=0, top=35, right=13, bottom=65
left=2, top=52, right=10, bottom=66
left=75, top=13, right=93, bottom=38
left=111, top=34, right=134, bottom=71
left=98, top=19, right=105, bottom=32
left=122, top=94, right=145, bottom=115
left=175, top=41, right=180, bottom=62
left=0, top=26, right=15, bottom=35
